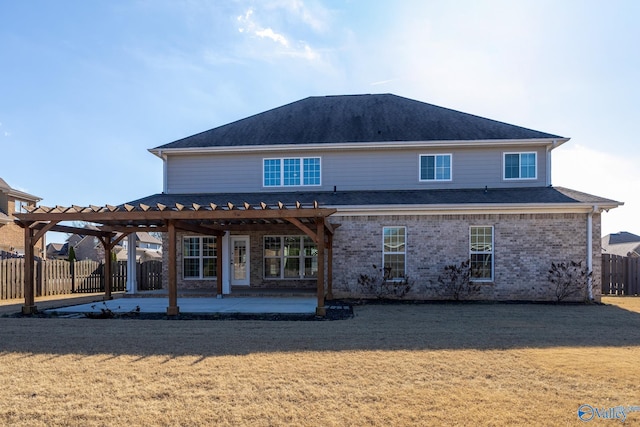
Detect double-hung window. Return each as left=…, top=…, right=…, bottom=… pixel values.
left=183, top=236, right=217, bottom=279
left=504, top=152, right=536, bottom=179
left=264, top=236, right=318, bottom=279
left=419, top=154, right=451, bottom=181
left=469, top=226, right=493, bottom=281
left=263, top=157, right=321, bottom=187
left=383, top=226, right=406, bottom=279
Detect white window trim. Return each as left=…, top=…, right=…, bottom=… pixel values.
left=469, top=226, right=494, bottom=282
left=183, top=235, right=217, bottom=280
left=418, top=153, right=453, bottom=182
left=262, top=157, right=322, bottom=188
left=263, top=235, right=317, bottom=280
left=382, top=226, right=407, bottom=280
left=503, top=152, right=537, bottom=180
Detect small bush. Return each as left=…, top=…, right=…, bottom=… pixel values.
left=357, top=265, right=413, bottom=299
left=548, top=260, right=592, bottom=302
left=437, top=260, right=481, bottom=301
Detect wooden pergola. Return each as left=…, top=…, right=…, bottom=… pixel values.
left=14, top=200, right=337, bottom=316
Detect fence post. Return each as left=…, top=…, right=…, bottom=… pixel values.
left=70, top=259, right=75, bottom=293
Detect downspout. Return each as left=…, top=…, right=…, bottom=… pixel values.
left=587, top=205, right=599, bottom=301
left=546, top=140, right=558, bottom=187
left=160, top=150, right=168, bottom=193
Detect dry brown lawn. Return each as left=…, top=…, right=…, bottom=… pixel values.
left=1, top=297, right=639, bottom=426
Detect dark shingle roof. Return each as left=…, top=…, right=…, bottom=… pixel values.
left=604, top=231, right=640, bottom=245
left=155, top=94, right=563, bottom=149
left=127, top=187, right=618, bottom=209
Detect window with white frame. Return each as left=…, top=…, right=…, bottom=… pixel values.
left=469, top=226, right=493, bottom=281
left=504, top=152, right=536, bottom=179
left=183, top=236, right=217, bottom=279
left=263, top=236, right=317, bottom=279
left=263, top=157, right=321, bottom=187
left=419, top=154, right=452, bottom=181
left=383, top=226, right=406, bottom=279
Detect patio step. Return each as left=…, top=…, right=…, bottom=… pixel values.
left=229, top=288, right=315, bottom=298
left=123, top=288, right=315, bottom=298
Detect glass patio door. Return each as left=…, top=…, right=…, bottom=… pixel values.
left=230, top=236, right=250, bottom=286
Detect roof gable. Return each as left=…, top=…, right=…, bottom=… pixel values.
left=155, top=94, right=564, bottom=150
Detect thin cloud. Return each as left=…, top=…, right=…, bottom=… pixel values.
left=236, top=6, right=321, bottom=60
left=255, top=28, right=289, bottom=47
left=371, top=78, right=399, bottom=86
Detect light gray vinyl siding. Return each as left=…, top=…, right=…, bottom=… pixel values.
left=165, top=146, right=548, bottom=193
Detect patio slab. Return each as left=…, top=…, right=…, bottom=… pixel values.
left=45, top=296, right=318, bottom=315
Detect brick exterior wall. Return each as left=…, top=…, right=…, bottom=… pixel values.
left=159, top=211, right=602, bottom=301
left=330, top=212, right=600, bottom=302
left=0, top=198, right=45, bottom=257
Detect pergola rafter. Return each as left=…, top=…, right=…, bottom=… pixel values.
left=15, top=200, right=337, bottom=316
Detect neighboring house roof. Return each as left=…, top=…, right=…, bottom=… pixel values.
left=47, top=243, right=64, bottom=252
left=152, top=94, right=566, bottom=151
left=114, top=246, right=162, bottom=262
left=130, top=231, right=161, bottom=245
left=0, top=211, right=10, bottom=225
left=602, top=232, right=640, bottom=257
left=0, top=177, right=41, bottom=203
left=127, top=186, right=619, bottom=211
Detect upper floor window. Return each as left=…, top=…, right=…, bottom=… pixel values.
left=419, top=154, right=451, bottom=181
left=504, top=152, right=536, bottom=180
left=14, top=200, right=29, bottom=213
left=263, top=157, right=321, bottom=187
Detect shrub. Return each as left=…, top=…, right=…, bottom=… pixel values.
left=548, top=260, right=592, bottom=302
left=357, top=265, right=413, bottom=299
left=437, top=260, right=481, bottom=301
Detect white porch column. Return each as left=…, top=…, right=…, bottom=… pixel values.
left=222, top=231, right=230, bottom=294
left=126, top=233, right=138, bottom=294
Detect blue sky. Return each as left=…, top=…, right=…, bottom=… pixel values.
left=1, top=0, right=638, bottom=243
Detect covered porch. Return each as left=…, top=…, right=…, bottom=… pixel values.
left=14, top=199, right=337, bottom=316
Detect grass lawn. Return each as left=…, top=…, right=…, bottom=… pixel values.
left=0, top=297, right=639, bottom=426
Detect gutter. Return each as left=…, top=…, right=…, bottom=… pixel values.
left=148, top=137, right=571, bottom=157
left=329, top=202, right=620, bottom=216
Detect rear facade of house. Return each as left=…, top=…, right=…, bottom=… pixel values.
left=135, top=94, right=620, bottom=301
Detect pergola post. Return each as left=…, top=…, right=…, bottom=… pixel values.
left=315, top=219, right=326, bottom=316
left=167, top=220, right=179, bottom=315
left=327, top=233, right=333, bottom=300
left=103, top=241, right=113, bottom=301
left=22, top=225, right=37, bottom=315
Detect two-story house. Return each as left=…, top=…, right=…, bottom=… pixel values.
left=0, top=177, right=43, bottom=257
left=128, top=93, right=620, bottom=302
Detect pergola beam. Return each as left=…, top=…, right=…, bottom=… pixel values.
left=15, top=201, right=336, bottom=317
left=173, top=221, right=225, bottom=236
left=16, top=207, right=336, bottom=222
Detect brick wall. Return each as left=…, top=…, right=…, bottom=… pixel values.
left=0, top=222, right=46, bottom=256
left=330, top=212, right=597, bottom=301
left=158, top=211, right=600, bottom=301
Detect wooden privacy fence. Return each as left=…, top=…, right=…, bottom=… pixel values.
left=0, top=259, right=163, bottom=300
left=601, top=254, right=640, bottom=296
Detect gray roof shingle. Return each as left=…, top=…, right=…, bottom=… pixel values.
left=155, top=94, right=563, bottom=149
left=126, top=187, right=618, bottom=209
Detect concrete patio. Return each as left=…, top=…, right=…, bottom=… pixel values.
left=44, top=296, right=318, bottom=315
